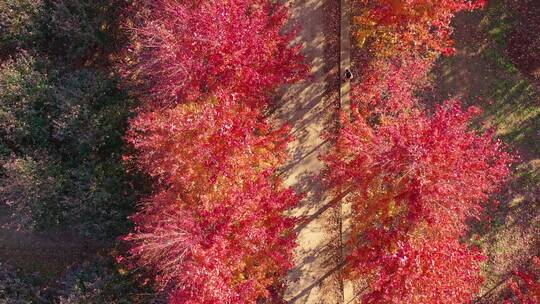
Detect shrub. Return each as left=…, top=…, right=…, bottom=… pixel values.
left=0, top=0, right=126, bottom=62
left=0, top=0, right=44, bottom=56
left=0, top=262, right=38, bottom=303
left=45, top=0, right=125, bottom=62
left=0, top=53, right=51, bottom=153
left=50, top=69, right=134, bottom=162
left=0, top=54, right=139, bottom=239
left=1, top=147, right=138, bottom=239
left=53, top=257, right=163, bottom=304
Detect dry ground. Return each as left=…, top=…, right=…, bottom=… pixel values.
left=271, top=0, right=343, bottom=302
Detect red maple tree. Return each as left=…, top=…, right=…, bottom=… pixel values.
left=348, top=232, right=486, bottom=303
left=124, top=98, right=299, bottom=303
left=127, top=173, right=297, bottom=304
left=120, top=0, right=308, bottom=301
left=338, top=1, right=518, bottom=302
left=123, top=0, right=308, bottom=108
left=324, top=102, right=513, bottom=302
left=125, top=97, right=290, bottom=198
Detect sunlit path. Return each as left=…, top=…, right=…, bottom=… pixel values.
left=272, top=0, right=343, bottom=302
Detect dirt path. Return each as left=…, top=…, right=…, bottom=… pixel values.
left=272, top=0, right=342, bottom=302
left=0, top=206, right=99, bottom=280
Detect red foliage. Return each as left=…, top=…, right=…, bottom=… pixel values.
left=351, top=56, right=433, bottom=115
left=125, top=99, right=299, bottom=303
left=127, top=174, right=297, bottom=304
left=125, top=98, right=290, bottom=198
left=354, top=0, right=486, bottom=57
left=326, top=102, right=512, bottom=235
left=324, top=102, right=513, bottom=302
left=339, top=0, right=515, bottom=302
left=120, top=0, right=307, bottom=301
left=124, top=0, right=307, bottom=108
left=349, top=233, right=486, bottom=303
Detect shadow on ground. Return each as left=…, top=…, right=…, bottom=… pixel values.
left=271, top=0, right=343, bottom=302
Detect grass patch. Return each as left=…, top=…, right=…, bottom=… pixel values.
left=482, top=0, right=514, bottom=49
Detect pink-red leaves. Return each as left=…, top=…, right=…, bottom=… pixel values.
left=339, top=1, right=514, bottom=302
left=505, top=257, right=540, bottom=304
left=327, top=102, right=512, bottom=234
left=127, top=173, right=297, bottom=304
left=121, top=0, right=308, bottom=301
left=124, top=98, right=299, bottom=303
left=125, top=98, right=289, bottom=197
left=124, top=0, right=308, bottom=108
left=325, top=102, right=513, bottom=303
left=350, top=235, right=486, bottom=304
left=351, top=56, right=433, bottom=115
